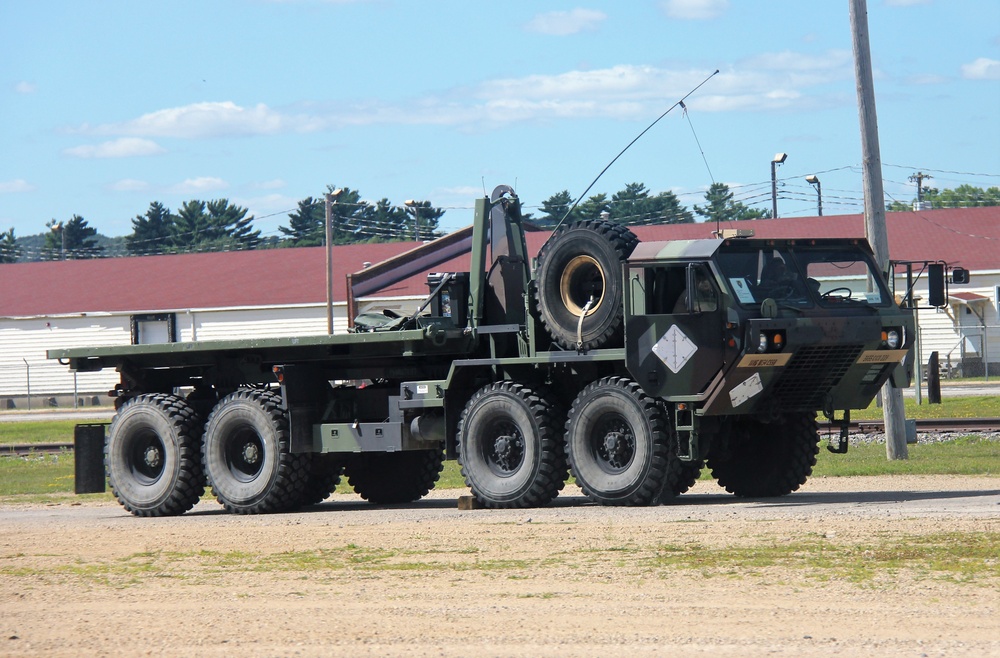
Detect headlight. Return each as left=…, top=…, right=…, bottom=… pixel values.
left=758, top=332, right=769, bottom=353
left=884, top=329, right=901, bottom=349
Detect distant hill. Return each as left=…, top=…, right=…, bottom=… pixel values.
left=14, top=233, right=127, bottom=262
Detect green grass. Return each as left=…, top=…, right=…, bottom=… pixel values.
left=0, top=420, right=81, bottom=444
left=3, top=533, right=996, bottom=589
left=812, top=435, right=1000, bottom=477
left=1, top=405, right=997, bottom=501
left=852, top=395, right=1000, bottom=420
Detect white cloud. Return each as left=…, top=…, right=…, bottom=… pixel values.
left=107, top=179, right=150, bottom=192
left=255, top=179, right=287, bottom=190
left=961, top=57, right=1000, bottom=80
left=14, top=81, right=37, bottom=94
left=171, top=177, right=229, bottom=194
left=70, top=49, right=855, bottom=142
left=524, top=9, right=607, bottom=36
left=661, top=0, right=729, bottom=20
left=0, top=179, right=35, bottom=194
left=64, top=137, right=165, bottom=159
left=84, top=101, right=292, bottom=139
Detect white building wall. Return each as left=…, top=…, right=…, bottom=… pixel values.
left=0, top=296, right=423, bottom=403
left=0, top=314, right=132, bottom=401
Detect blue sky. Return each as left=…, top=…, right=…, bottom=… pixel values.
left=2, top=0, right=998, bottom=241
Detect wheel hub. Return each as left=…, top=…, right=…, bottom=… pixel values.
left=491, top=433, right=523, bottom=472
left=143, top=446, right=162, bottom=469
left=241, top=442, right=261, bottom=465
left=600, top=430, right=633, bottom=470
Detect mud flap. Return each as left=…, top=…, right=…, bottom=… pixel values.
left=74, top=423, right=107, bottom=494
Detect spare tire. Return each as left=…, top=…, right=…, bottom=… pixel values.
left=535, top=219, right=638, bottom=351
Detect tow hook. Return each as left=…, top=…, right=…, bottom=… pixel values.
left=826, top=409, right=850, bottom=454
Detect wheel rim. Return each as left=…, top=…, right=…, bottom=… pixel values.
left=223, top=424, right=265, bottom=483
left=125, top=429, right=166, bottom=485
left=590, top=413, right=634, bottom=474
left=560, top=255, right=604, bottom=317
left=481, top=420, right=526, bottom=476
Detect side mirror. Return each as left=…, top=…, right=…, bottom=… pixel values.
left=952, top=267, right=970, bottom=285
left=927, top=263, right=945, bottom=307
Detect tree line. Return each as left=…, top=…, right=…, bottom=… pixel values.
left=1, top=182, right=996, bottom=263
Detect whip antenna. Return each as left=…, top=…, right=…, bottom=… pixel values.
left=552, top=68, right=720, bottom=233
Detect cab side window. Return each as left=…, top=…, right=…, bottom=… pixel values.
left=645, top=265, right=717, bottom=314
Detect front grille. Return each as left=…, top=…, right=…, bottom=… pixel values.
left=771, top=344, right=864, bottom=410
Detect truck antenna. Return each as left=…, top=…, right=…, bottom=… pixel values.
left=552, top=68, right=720, bottom=233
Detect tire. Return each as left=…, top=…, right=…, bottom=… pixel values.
left=202, top=389, right=309, bottom=514
left=457, top=381, right=568, bottom=508
left=565, top=376, right=669, bottom=506
left=345, top=449, right=444, bottom=504
left=300, top=453, right=346, bottom=506
left=105, top=393, right=204, bottom=517
left=707, top=413, right=820, bottom=497
left=535, top=219, right=638, bottom=351
left=659, top=459, right=704, bottom=504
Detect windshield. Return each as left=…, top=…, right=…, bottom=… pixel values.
left=716, top=245, right=891, bottom=309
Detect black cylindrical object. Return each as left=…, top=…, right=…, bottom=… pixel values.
left=927, top=351, right=942, bottom=404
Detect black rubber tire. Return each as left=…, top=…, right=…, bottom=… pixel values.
left=300, top=453, right=346, bottom=506
left=202, top=389, right=309, bottom=514
left=565, top=376, right=669, bottom=506
left=345, top=449, right=444, bottom=504
left=535, top=219, right=638, bottom=351
left=659, top=459, right=704, bottom=504
left=457, top=381, right=568, bottom=508
left=707, top=413, right=820, bottom=498
left=105, top=393, right=205, bottom=517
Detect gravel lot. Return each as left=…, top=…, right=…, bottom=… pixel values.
left=1, top=474, right=998, bottom=657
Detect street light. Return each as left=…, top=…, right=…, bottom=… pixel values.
left=770, top=152, right=787, bottom=219
left=325, top=188, right=343, bottom=334
left=50, top=222, right=67, bottom=260
left=805, top=175, right=823, bottom=216
left=404, top=200, right=424, bottom=242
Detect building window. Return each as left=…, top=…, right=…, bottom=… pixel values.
left=131, top=313, right=176, bottom=345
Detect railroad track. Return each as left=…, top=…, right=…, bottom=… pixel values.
left=821, top=417, right=1000, bottom=434
left=3, top=418, right=998, bottom=456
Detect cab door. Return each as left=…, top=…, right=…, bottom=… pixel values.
left=625, top=263, right=725, bottom=399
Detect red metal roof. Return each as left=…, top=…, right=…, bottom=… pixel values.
left=949, top=292, right=991, bottom=304
left=1, top=206, right=997, bottom=318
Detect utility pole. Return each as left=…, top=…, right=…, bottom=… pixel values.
left=850, top=0, right=908, bottom=460
left=908, top=171, right=932, bottom=205
left=325, top=189, right=343, bottom=335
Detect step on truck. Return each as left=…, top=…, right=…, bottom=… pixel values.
left=51, top=185, right=924, bottom=516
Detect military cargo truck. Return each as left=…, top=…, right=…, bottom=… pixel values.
left=50, top=185, right=923, bottom=516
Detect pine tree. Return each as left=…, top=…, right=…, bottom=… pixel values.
left=537, top=190, right=576, bottom=228
left=279, top=197, right=325, bottom=246
left=0, top=228, right=19, bottom=263
left=126, top=201, right=174, bottom=256
left=171, top=200, right=211, bottom=251
left=44, top=215, right=103, bottom=259
left=206, top=199, right=261, bottom=250
left=694, top=183, right=769, bottom=223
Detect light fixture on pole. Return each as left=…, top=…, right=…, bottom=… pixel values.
left=404, top=199, right=424, bottom=242
left=770, top=152, right=787, bottom=218
left=805, top=175, right=823, bottom=216
left=50, top=222, right=65, bottom=260
left=325, top=188, right=343, bottom=335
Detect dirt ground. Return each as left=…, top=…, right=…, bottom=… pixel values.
left=1, top=474, right=998, bottom=658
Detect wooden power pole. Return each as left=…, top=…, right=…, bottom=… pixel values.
left=850, top=0, right=909, bottom=459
